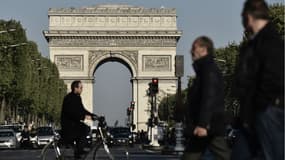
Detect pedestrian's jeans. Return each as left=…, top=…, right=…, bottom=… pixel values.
left=255, top=106, right=284, bottom=160
left=232, top=106, right=284, bottom=160
left=182, top=136, right=231, bottom=160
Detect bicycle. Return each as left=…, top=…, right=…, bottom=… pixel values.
left=40, top=115, right=115, bottom=160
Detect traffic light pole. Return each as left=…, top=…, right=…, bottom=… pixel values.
left=150, top=94, right=159, bottom=147
left=146, top=78, right=160, bottom=147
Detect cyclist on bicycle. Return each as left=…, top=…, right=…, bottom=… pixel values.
left=60, top=80, right=97, bottom=158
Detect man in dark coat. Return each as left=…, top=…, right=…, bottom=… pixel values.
left=61, top=80, right=95, bottom=158
left=232, top=0, right=284, bottom=160
left=182, top=36, right=230, bottom=160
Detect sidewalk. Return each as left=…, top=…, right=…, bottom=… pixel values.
left=141, top=144, right=180, bottom=155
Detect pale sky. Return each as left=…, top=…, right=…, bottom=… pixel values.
left=0, top=0, right=282, bottom=125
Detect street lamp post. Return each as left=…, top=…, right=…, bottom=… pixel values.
left=0, top=29, right=16, bottom=34
left=174, top=55, right=185, bottom=154
left=0, top=43, right=27, bottom=49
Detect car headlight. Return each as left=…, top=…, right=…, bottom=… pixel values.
left=110, top=135, right=114, bottom=138
left=30, top=136, right=36, bottom=140
left=8, top=139, right=14, bottom=143
left=86, top=135, right=91, bottom=139
left=129, top=135, right=132, bottom=138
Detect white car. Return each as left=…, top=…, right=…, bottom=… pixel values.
left=37, top=127, right=54, bottom=146
left=0, top=125, right=23, bottom=142
left=0, top=129, right=19, bottom=149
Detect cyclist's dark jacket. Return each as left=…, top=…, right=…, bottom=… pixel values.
left=60, top=92, right=93, bottom=142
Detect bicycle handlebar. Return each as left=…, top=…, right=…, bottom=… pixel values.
left=91, top=114, right=107, bottom=128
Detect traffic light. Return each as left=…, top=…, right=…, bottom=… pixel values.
left=131, top=124, right=136, bottom=130
left=147, top=82, right=153, bottom=96
left=151, top=78, right=159, bottom=94
left=130, top=101, right=135, bottom=110
left=153, top=117, right=158, bottom=125
left=127, top=107, right=131, bottom=116
left=147, top=118, right=153, bottom=127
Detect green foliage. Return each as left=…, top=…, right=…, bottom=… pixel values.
left=215, top=43, right=240, bottom=116
left=158, top=88, right=188, bottom=126
left=0, top=20, right=67, bottom=125
left=269, top=4, right=284, bottom=38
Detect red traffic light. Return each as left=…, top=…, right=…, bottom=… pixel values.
left=151, top=78, right=159, bottom=94
left=152, top=78, right=158, bottom=84
left=130, top=101, right=135, bottom=110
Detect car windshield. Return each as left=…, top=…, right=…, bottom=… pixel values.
left=110, top=128, right=130, bottom=137
left=37, top=127, right=53, bottom=136
left=0, top=125, right=21, bottom=132
left=12, top=126, right=22, bottom=132
left=0, top=131, right=14, bottom=137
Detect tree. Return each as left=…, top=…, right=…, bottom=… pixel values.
left=215, top=43, right=240, bottom=115
left=269, top=3, right=284, bottom=38
left=0, top=20, right=67, bottom=126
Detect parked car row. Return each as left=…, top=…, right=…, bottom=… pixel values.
left=0, top=125, right=56, bottom=149
left=0, top=124, right=145, bottom=149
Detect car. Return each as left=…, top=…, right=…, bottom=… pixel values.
left=29, top=128, right=38, bottom=149
left=0, top=125, right=23, bottom=142
left=37, top=127, right=54, bottom=146
left=0, top=129, right=19, bottom=149
left=108, top=127, right=133, bottom=146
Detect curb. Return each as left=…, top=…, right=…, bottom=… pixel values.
left=142, top=145, right=180, bottom=155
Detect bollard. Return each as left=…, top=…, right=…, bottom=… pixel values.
left=174, top=122, right=184, bottom=155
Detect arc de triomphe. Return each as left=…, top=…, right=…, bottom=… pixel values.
left=43, top=4, right=181, bottom=131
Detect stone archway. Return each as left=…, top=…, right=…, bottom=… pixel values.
left=88, top=50, right=138, bottom=77
left=43, top=4, right=181, bottom=131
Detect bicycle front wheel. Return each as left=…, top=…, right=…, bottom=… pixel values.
left=93, top=143, right=115, bottom=160
left=41, top=142, right=73, bottom=160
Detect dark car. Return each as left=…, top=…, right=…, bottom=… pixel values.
left=108, top=127, right=133, bottom=146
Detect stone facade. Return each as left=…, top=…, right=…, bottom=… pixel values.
left=44, top=4, right=181, bottom=131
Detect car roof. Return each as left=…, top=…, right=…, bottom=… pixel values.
left=0, top=129, right=14, bottom=132
left=110, top=127, right=130, bottom=131
left=91, top=126, right=97, bottom=130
